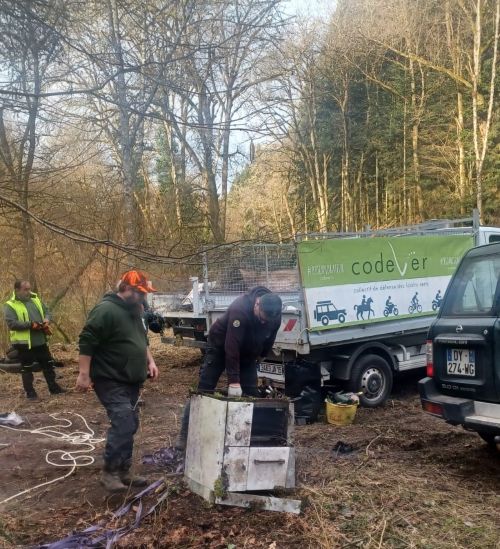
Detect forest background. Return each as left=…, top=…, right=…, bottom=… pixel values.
left=0, top=0, right=498, bottom=342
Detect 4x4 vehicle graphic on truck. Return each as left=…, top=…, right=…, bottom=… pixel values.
left=313, top=300, right=347, bottom=325
left=419, top=242, right=500, bottom=448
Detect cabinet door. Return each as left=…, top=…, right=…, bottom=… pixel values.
left=223, top=447, right=249, bottom=492
left=246, top=447, right=290, bottom=490
left=225, top=401, right=253, bottom=446
left=185, top=395, right=227, bottom=488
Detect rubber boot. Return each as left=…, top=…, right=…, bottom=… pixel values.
left=100, top=470, right=127, bottom=493
left=42, top=366, right=65, bottom=394
left=119, top=469, right=148, bottom=487
left=48, top=383, right=66, bottom=395
left=26, top=389, right=39, bottom=401
left=22, top=371, right=36, bottom=399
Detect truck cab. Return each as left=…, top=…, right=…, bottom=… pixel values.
left=419, top=242, right=500, bottom=447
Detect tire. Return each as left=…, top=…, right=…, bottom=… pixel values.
left=347, top=354, right=393, bottom=408
left=477, top=432, right=499, bottom=448
left=338, top=313, right=346, bottom=324
left=321, top=315, right=329, bottom=326
left=0, top=362, right=42, bottom=374
left=408, top=305, right=414, bottom=314
left=417, top=304, right=422, bottom=313
left=383, top=308, right=389, bottom=317
left=432, top=302, right=438, bottom=311
left=393, top=307, right=399, bottom=316
left=0, top=362, right=23, bottom=373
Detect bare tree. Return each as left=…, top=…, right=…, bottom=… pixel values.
left=258, top=23, right=333, bottom=233
left=363, top=0, right=500, bottom=221
left=156, top=0, right=285, bottom=243
left=0, top=0, right=67, bottom=283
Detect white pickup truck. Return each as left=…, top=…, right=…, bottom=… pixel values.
left=154, top=213, right=500, bottom=407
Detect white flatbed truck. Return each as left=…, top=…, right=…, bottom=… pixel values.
left=155, top=213, right=500, bottom=407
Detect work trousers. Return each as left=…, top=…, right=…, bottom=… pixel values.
left=178, top=345, right=259, bottom=444
left=93, top=378, right=141, bottom=472
left=16, top=344, right=57, bottom=394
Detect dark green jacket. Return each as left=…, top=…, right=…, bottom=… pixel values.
left=79, top=293, right=148, bottom=384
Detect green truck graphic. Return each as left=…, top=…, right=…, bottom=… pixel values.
left=298, top=235, right=473, bottom=331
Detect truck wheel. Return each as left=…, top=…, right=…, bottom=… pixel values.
left=338, top=313, right=346, bottom=323
left=477, top=432, right=499, bottom=448
left=348, top=354, right=393, bottom=408
left=321, top=316, right=329, bottom=326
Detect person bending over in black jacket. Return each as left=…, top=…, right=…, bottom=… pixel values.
left=175, top=286, right=282, bottom=450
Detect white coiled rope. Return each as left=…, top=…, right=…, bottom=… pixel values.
left=0, top=411, right=105, bottom=505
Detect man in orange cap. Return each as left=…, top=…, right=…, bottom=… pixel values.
left=76, top=270, right=159, bottom=492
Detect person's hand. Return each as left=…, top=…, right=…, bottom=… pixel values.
left=31, top=322, right=44, bottom=331
left=41, top=321, right=52, bottom=335
left=76, top=372, right=93, bottom=392
left=147, top=361, right=159, bottom=380
left=228, top=384, right=242, bottom=397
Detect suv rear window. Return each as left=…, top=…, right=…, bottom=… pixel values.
left=442, top=255, right=500, bottom=316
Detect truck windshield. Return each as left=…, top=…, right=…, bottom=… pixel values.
left=442, top=254, right=500, bottom=316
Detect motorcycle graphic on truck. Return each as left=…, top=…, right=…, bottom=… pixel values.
left=383, top=296, right=399, bottom=317
left=432, top=290, right=442, bottom=311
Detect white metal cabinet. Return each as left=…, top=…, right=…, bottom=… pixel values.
left=184, top=394, right=299, bottom=513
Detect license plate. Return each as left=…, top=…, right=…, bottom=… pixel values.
left=258, top=363, right=284, bottom=376
left=446, top=348, right=476, bottom=376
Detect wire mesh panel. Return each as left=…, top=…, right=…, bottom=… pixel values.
left=206, top=244, right=299, bottom=291
left=203, top=244, right=300, bottom=310
left=151, top=244, right=301, bottom=313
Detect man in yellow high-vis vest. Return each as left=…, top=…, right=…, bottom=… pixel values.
left=4, top=280, right=65, bottom=400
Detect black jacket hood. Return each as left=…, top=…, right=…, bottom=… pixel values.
left=246, top=286, right=272, bottom=304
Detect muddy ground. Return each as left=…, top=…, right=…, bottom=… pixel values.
left=0, top=336, right=499, bottom=548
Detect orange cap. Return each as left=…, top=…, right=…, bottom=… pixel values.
left=120, top=270, right=157, bottom=293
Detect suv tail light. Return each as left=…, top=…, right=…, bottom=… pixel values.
left=426, top=340, right=434, bottom=377
left=422, top=400, right=443, bottom=417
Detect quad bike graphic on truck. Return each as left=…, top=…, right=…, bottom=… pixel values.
left=314, top=300, right=347, bottom=326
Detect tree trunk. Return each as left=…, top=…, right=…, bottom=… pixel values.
left=456, top=92, right=467, bottom=212
left=284, top=174, right=297, bottom=236
left=341, top=87, right=351, bottom=231
left=375, top=153, right=380, bottom=228
left=409, top=58, right=423, bottom=221
left=220, top=92, right=234, bottom=240
left=445, top=0, right=468, bottom=212
left=401, top=99, right=406, bottom=224
left=108, top=0, right=137, bottom=244
left=19, top=48, right=41, bottom=285
left=471, top=0, right=499, bottom=222
left=162, top=120, right=183, bottom=228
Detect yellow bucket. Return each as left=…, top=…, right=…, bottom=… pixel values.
left=326, top=401, right=358, bottom=426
